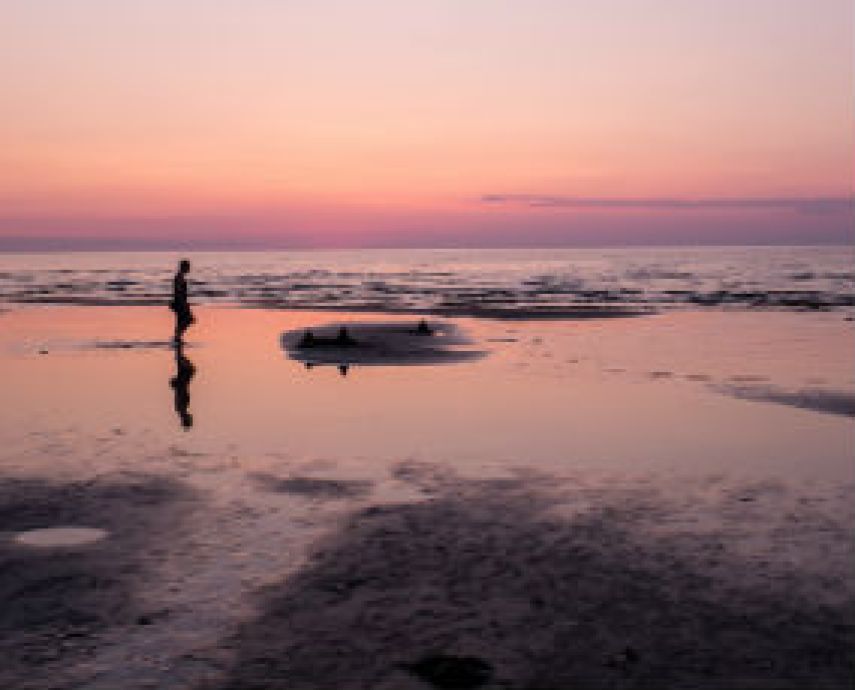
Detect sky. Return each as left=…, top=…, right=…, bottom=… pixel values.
left=1, top=0, right=852, bottom=250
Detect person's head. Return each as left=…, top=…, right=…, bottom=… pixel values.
left=179, top=259, right=191, bottom=274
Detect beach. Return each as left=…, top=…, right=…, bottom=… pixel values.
left=4, top=0, right=853, bottom=684
left=1, top=300, right=853, bottom=689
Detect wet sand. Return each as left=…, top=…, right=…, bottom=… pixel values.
left=216, top=468, right=855, bottom=690
left=0, top=305, right=853, bottom=689
left=712, top=383, right=855, bottom=418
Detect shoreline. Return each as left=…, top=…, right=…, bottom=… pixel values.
left=2, top=298, right=661, bottom=320
left=4, top=298, right=854, bottom=321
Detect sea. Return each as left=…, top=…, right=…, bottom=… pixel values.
left=0, top=245, right=852, bottom=315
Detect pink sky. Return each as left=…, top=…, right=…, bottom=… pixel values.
left=1, top=0, right=852, bottom=249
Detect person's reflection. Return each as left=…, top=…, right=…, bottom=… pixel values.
left=170, top=344, right=196, bottom=429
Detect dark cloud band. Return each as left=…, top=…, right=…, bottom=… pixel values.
left=480, top=194, right=854, bottom=214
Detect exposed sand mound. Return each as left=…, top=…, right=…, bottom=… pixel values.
left=281, top=321, right=486, bottom=367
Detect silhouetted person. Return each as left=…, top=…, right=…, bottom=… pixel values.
left=170, top=259, right=195, bottom=343
left=170, top=343, right=195, bottom=429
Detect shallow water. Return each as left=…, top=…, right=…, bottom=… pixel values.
left=14, top=526, right=108, bottom=547
left=1, top=246, right=852, bottom=313
left=1, top=305, right=852, bottom=480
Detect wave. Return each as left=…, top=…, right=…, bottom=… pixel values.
left=0, top=247, right=852, bottom=316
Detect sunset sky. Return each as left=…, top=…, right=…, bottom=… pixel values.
left=1, top=0, right=852, bottom=249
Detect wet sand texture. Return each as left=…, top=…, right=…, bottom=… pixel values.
left=253, top=473, right=374, bottom=500
left=92, top=340, right=178, bottom=351
left=713, top=383, right=855, bottom=417
left=0, top=476, right=196, bottom=690
left=281, top=321, right=486, bottom=366
left=214, top=475, right=854, bottom=690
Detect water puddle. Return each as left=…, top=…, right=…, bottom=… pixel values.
left=14, top=526, right=108, bottom=547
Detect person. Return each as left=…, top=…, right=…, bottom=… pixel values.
left=170, top=343, right=195, bottom=429
left=170, top=259, right=195, bottom=343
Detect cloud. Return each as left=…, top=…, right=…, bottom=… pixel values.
left=480, top=194, right=855, bottom=214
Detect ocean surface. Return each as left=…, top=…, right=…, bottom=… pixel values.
left=0, top=246, right=852, bottom=315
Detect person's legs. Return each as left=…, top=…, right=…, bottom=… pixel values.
left=174, top=307, right=193, bottom=343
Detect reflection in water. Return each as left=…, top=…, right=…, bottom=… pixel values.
left=303, top=361, right=351, bottom=377
left=170, top=344, right=196, bottom=429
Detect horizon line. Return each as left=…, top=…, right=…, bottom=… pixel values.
left=1, top=240, right=853, bottom=255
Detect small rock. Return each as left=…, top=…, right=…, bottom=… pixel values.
left=406, top=654, right=493, bottom=689
left=605, top=646, right=641, bottom=672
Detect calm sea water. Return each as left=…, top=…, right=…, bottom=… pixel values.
left=0, top=246, right=852, bottom=314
